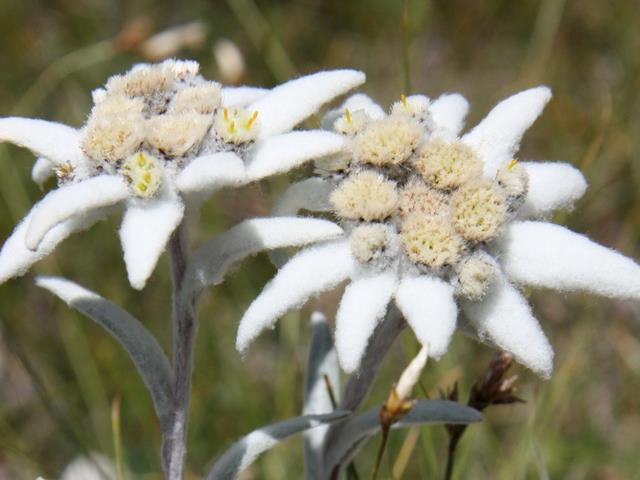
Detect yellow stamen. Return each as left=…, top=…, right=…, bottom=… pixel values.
left=245, top=110, right=259, bottom=129
left=507, top=158, right=518, bottom=170
left=228, top=120, right=236, bottom=133
left=137, top=153, right=146, bottom=167
left=401, top=94, right=407, bottom=107
left=143, top=171, right=152, bottom=182
left=137, top=182, right=148, bottom=192
left=345, top=108, right=352, bottom=124
left=223, top=107, right=229, bottom=122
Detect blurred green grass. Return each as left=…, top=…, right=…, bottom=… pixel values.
left=1, top=0, right=639, bottom=478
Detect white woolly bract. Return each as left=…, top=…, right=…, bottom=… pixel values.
left=31, top=157, right=55, bottom=188
left=207, top=412, right=349, bottom=480
left=220, top=86, right=268, bottom=107
left=322, top=93, right=386, bottom=128
left=25, top=175, right=128, bottom=250
left=395, top=345, right=429, bottom=401
left=119, top=193, right=185, bottom=289
left=464, top=271, right=553, bottom=377
left=236, top=240, right=355, bottom=353
left=245, top=131, right=345, bottom=181
left=175, top=152, right=246, bottom=195
left=0, top=207, right=110, bottom=284
left=60, top=453, right=116, bottom=480
left=462, top=87, right=551, bottom=176
left=0, top=117, right=83, bottom=166
left=519, top=162, right=587, bottom=217
left=394, top=275, right=457, bottom=358
left=273, top=177, right=334, bottom=216
left=35, top=276, right=174, bottom=427
left=249, top=69, right=365, bottom=140
left=501, top=221, right=640, bottom=299
left=430, top=93, right=470, bottom=138
left=190, top=217, right=344, bottom=289
left=334, top=272, right=397, bottom=373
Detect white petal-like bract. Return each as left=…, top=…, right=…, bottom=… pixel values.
left=189, top=217, right=344, bottom=290
left=463, top=87, right=552, bottom=176
left=31, top=157, right=55, bottom=188
left=221, top=86, right=268, bottom=107
left=394, top=275, right=457, bottom=357
left=273, top=177, right=334, bottom=216
left=501, top=221, right=640, bottom=299
left=249, top=70, right=365, bottom=140
left=464, top=272, right=554, bottom=377
left=519, top=162, right=587, bottom=218
left=334, top=272, right=397, bottom=373
left=25, top=175, right=128, bottom=250
left=246, top=131, right=345, bottom=181
left=430, top=93, right=469, bottom=138
left=236, top=240, right=355, bottom=353
left=0, top=207, right=111, bottom=284
left=175, top=152, right=246, bottom=195
left=0, top=117, right=83, bottom=166
left=119, top=193, right=185, bottom=289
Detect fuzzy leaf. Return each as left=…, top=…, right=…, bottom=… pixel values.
left=519, top=162, right=587, bottom=217
left=245, top=131, right=345, bottom=181
left=25, top=175, right=128, bottom=250
left=250, top=70, right=365, bottom=140
left=304, top=312, right=340, bottom=480
left=0, top=117, right=83, bottom=166
left=321, top=93, right=386, bottom=128
left=272, top=177, right=334, bottom=216
left=175, top=152, right=246, bottom=196
left=31, top=157, right=55, bottom=188
left=35, top=277, right=174, bottom=428
left=430, top=93, right=469, bottom=138
left=221, top=86, right=268, bottom=107
left=323, top=400, right=481, bottom=475
left=207, top=411, right=350, bottom=480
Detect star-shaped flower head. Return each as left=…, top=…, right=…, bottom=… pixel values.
left=235, top=88, right=640, bottom=378
left=0, top=59, right=365, bottom=289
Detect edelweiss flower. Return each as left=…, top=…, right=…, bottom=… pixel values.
left=0, top=59, right=364, bottom=289
left=234, top=88, right=640, bottom=377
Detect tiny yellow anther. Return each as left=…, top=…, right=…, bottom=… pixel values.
left=223, top=107, right=229, bottom=122
left=507, top=158, right=518, bottom=170
left=143, top=171, right=152, bottom=182
left=345, top=108, right=352, bottom=124
left=228, top=120, right=236, bottom=133
left=137, top=182, right=148, bottom=192
left=137, top=153, right=146, bottom=167
left=401, top=94, right=407, bottom=107
left=244, top=110, right=259, bottom=129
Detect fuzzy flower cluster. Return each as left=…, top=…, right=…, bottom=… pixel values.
left=234, top=88, right=640, bottom=378
left=0, top=60, right=364, bottom=289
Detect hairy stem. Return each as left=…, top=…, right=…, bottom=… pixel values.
left=164, top=222, right=197, bottom=480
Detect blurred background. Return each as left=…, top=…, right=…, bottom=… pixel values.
left=1, top=0, right=639, bottom=478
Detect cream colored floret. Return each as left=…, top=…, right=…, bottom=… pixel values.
left=496, top=161, right=529, bottom=199
left=122, top=151, right=162, bottom=198
left=390, top=94, right=431, bottom=124
left=147, top=112, right=212, bottom=157
left=400, top=213, right=463, bottom=268
left=90, top=95, right=145, bottom=117
left=350, top=224, right=390, bottom=263
left=351, top=115, right=422, bottom=166
left=330, top=170, right=398, bottom=221
left=333, top=109, right=369, bottom=136
left=398, top=179, right=449, bottom=218
left=456, top=253, right=497, bottom=300
left=106, top=65, right=173, bottom=97
left=81, top=113, right=146, bottom=164
left=213, top=106, right=260, bottom=144
left=451, top=179, right=507, bottom=242
left=170, top=82, right=222, bottom=114
left=413, top=138, right=482, bottom=190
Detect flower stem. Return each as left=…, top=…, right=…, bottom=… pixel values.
left=369, top=428, right=389, bottom=480
left=164, top=222, right=197, bottom=480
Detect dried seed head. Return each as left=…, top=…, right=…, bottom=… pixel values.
left=400, top=213, right=463, bottom=268
left=122, top=151, right=162, bottom=198
left=333, top=108, right=370, bottom=136
left=352, top=115, right=422, bottom=166
left=451, top=179, right=507, bottom=242
left=170, top=82, right=222, bottom=114
left=413, top=138, right=482, bottom=191
left=496, top=161, right=529, bottom=199
left=350, top=224, right=391, bottom=263
left=456, top=252, right=497, bottom=300
left=147, top=112, right=212, bottom=157
left=81, top=112, right=146, bottom=164
left=330, top=170, right=398, bottom=221
left=398, top=178, right=449, bottom=218
left=213, top=106, right=259, bottom=144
